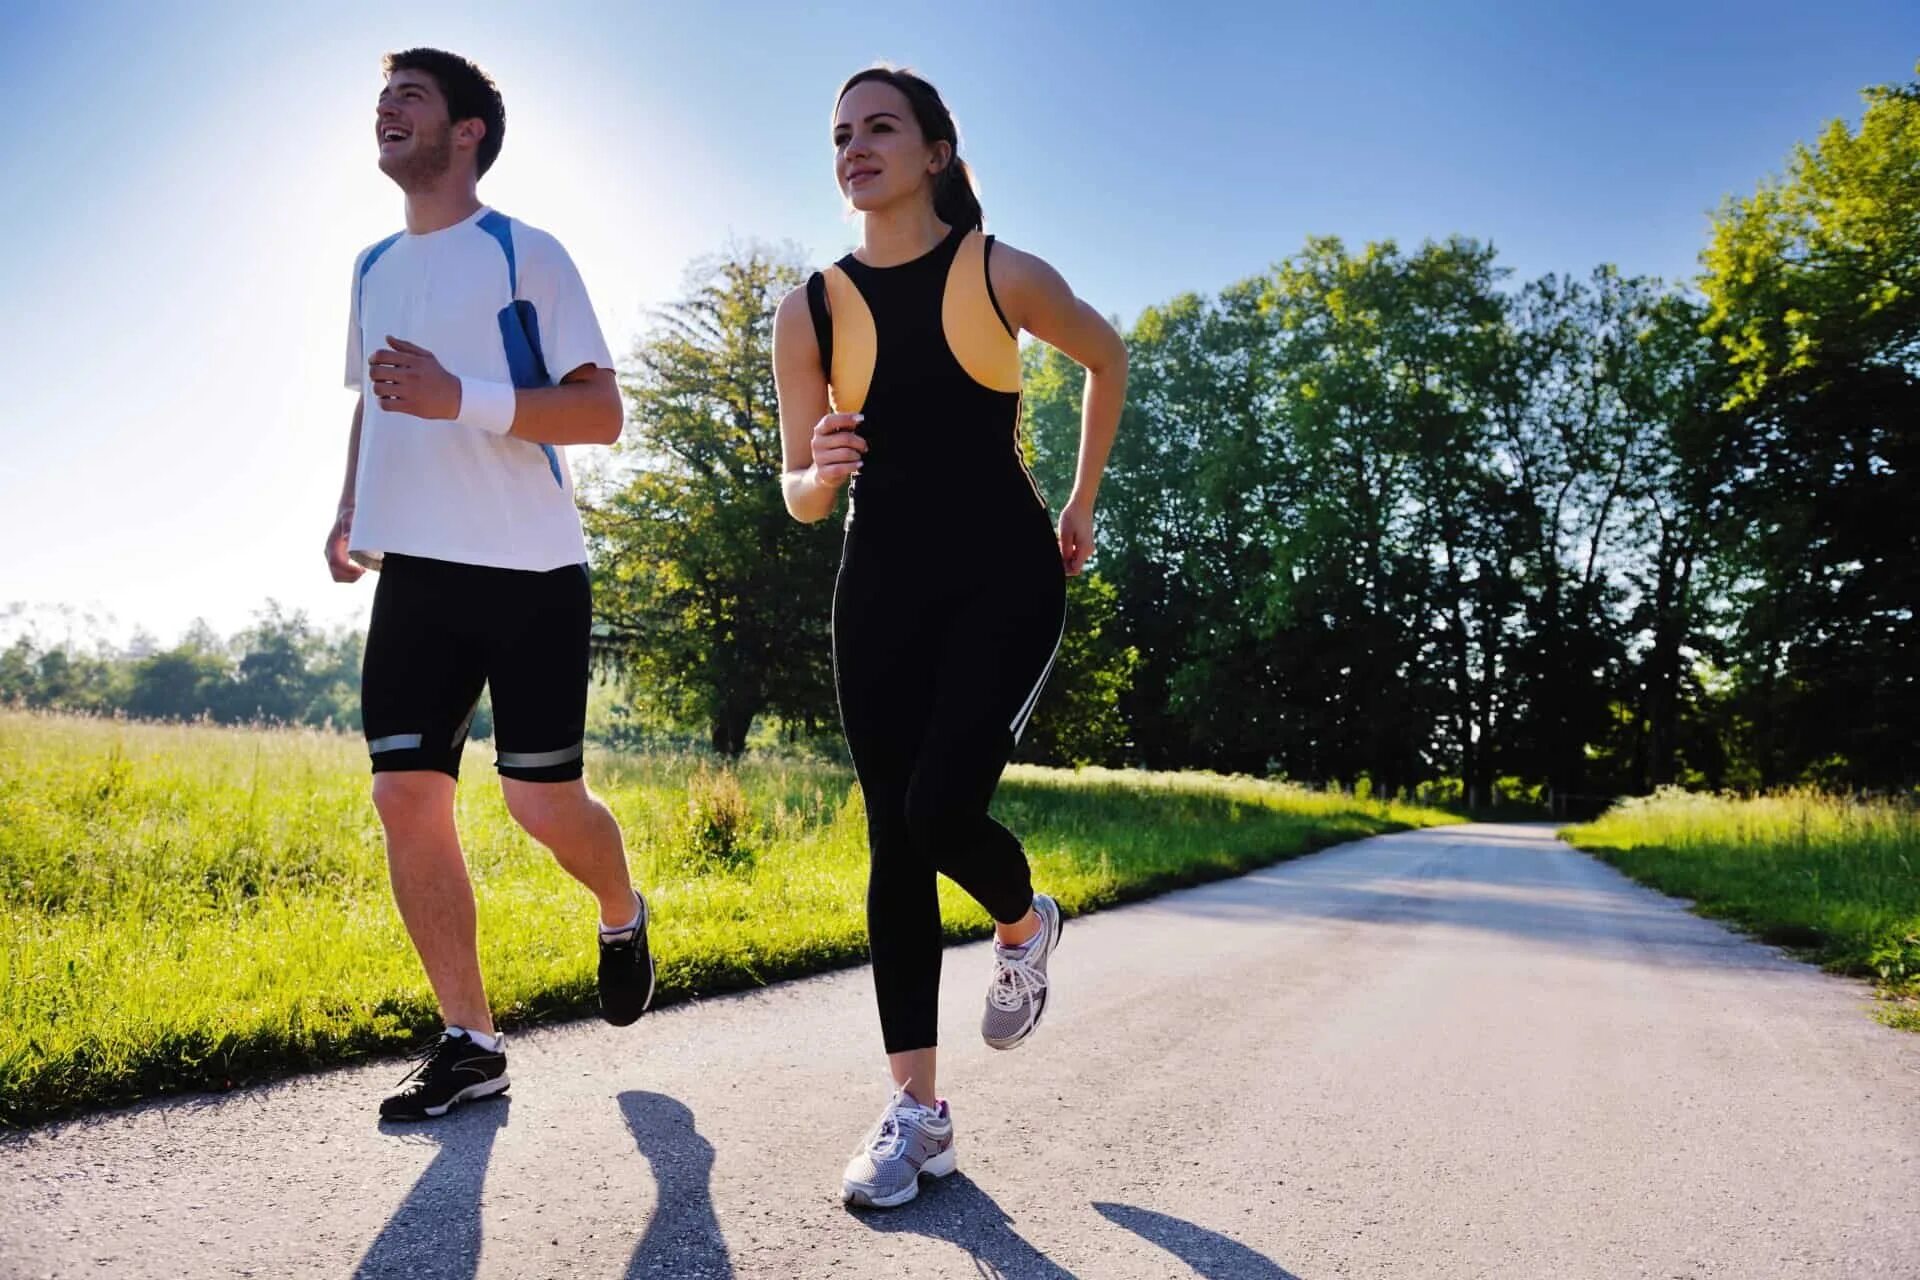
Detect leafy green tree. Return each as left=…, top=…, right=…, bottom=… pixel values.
left=127, top=645, right=232, bottom=721
left=1028, top=283, right=1286, bottom=771
left=219, top=602, right=324, bottom=724
left=1699, top=65, right=1920, bottom=787
left=0, top=638, right=38, bottom=705
left=1263, top=237, right=1512, bottom=795
left=586, top=248, right=842, bottom=756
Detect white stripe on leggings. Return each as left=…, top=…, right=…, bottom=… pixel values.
left=1010, top=604, right=1068, bottom=743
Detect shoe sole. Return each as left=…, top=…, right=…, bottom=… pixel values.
left=383, top=1075, right=510, bottom=1122
left=842, top=1145, right=958, bottom=1209
left=983, top=895, right=1064, bottom=1051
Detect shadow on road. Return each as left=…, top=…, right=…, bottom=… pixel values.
left=620, top=1090, right=734, bottom=1279
left=851, top=1171, right=1077, bottom=1278
left=1093, top=1201, right=1302, bottom=1279
left=354, top=1093, right=510, bottom=1280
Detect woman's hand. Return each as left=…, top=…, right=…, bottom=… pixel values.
left=1058, top=496, right=1095, bottom=576
left=810, top=412, right=867, bottom=487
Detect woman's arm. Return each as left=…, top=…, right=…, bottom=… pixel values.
left=773, top=286, right=866, bottom=524
left=989, top=245, right=1128, bottom=574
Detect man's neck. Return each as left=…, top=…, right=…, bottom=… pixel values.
left=402, top=180, right=483, bottom=235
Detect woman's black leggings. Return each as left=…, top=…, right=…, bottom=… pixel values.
left=832, top=481, right=1068, bottom=1054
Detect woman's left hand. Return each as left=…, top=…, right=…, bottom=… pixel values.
left=1058, top=498, right=1095, bottom=576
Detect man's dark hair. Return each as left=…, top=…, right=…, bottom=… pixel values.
left=383, top=48, right=505, bottom=178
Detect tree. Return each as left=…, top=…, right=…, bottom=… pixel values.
left=0, top=638, right=38, bottom=705
left=1027, top=283, right=1288, bottom=772
left=586, top=248, right=842, bottom=756
left=1698, top=64, right=1920, bottom=788
left=1263, top=236, right=1511, bottom=795
left=127, top=645, right=232, bottom=721
left=219, top=602, right=325, bottom=724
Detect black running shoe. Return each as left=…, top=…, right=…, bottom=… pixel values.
left=378, top=1030, right=509, bottom=1121
left=598, top=892, right=656, bottom=1027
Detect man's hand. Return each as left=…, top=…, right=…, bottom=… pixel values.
left=369, top=335, right=461, bottom=419
left=325, top=506, right=364, bottom=583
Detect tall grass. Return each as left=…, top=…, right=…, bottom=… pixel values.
left=0, top=711, right=1453, bottom=1125
left=1565, top=789, right=1920, bottom=1030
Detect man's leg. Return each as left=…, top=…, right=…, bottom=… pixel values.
left=499, top=777, right=634, bottom=925
left=372, top=770, right=493, bottom=1034
left=361, top=554, right=494, bottom=1035
left=487, top=562, right=651, bottom=1024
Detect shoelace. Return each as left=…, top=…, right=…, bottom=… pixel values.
left=989, top=939, right=1048, bottom=1013
left=863, top=1088, right=929, bottom=1160
left=392, top=1034, right=459, bottom=1093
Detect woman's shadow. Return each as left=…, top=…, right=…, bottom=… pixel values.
left=851, top=1171, right=1078, bottom=1279
left=620, top=1090, right=734, bottom=1279
left=848, top=1180, right=1304, bottom=1280
left=1093, top=1202, right=1302, bottom=1279
left=354, top=1095, right=512, bottom=1280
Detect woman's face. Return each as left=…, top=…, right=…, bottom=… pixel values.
left=833, top=79, right=947, bottom=214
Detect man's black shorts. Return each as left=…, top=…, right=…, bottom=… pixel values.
left=361, top=553, right=591, bottom=783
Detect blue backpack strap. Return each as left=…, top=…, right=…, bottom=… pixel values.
left=477, top=211, right=563, bottom=487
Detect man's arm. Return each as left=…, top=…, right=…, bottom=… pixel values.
left=325, top=397, right=366, bottom=583
left=366, top=338, right=622, bottom=446
left=505, top=364, right=622, bottom=446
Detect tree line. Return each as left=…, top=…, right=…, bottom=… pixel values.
left=0, top=604, right=376, bottom=732
left=588, top=65, right=1917, bottom=807
left=12, top=69, right=1911, bottom=807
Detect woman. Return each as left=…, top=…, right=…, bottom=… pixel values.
left=773, top=65, right=1126, bottom=1209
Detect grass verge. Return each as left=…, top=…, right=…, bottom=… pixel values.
left=0, top=711, right=1453, bottom=1125
left=1564, top=789, right=1920, bottom=1031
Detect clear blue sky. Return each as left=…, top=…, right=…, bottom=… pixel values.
left=2, top=0, right=1913, bottom=647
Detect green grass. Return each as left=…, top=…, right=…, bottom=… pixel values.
left=0, top=711, right=1453, bottom=1126
left=1565, top=789, right=1920, bottom=1031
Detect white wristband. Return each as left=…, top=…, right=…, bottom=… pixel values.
left=456, top=378, right=517, bottom=436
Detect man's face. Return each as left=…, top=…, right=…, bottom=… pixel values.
left=375, top=69, right=454, bottom=188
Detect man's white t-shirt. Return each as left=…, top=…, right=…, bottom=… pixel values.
left=344, top=206, right=613, bottom=572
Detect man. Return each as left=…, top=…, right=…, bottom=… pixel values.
left=326, top=48, right=651, bottom=1121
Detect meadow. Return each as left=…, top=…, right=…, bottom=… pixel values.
left=1565, top=789, right=1920, bottom=1030
left=0, top=710, right=1453, bottom=1125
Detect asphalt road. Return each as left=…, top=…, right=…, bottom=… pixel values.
left=5, top=823, right=1918, bottom=1279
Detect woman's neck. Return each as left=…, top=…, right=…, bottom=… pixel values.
left=857, top=201, right=950, bottom=267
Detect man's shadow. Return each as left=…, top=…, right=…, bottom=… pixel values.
left=851, top=1171, right=1077, bottom=1279
left=354, top=1094, right=511, bottom=1280
left=620, top=1090, right=734, bottom=1279
left=1093, top=1202, right=1302, bottom=1279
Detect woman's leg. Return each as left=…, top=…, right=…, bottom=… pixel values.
left=833, top=551, right=945, bottom=1070
left=903, top=548, right=1068, bottom=930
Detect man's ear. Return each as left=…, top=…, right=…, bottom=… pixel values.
left=455, top=117, right=487, bottom=155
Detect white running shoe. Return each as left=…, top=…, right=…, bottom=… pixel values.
left=982, top=892, right=1063, bottom=1050
left=841, top=1086, right=957, bottom=1209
